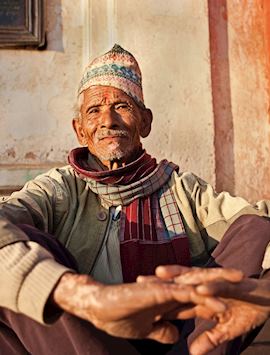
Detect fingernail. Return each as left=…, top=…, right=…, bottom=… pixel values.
left=136, top=276, right=143, bottom=282
left=196, top=285, right=209, bottom=294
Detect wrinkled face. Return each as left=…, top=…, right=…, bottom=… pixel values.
left=73, top=86, right=152, bottom=168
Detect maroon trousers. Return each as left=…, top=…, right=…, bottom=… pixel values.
left=1, top=215, right=270, bottom=355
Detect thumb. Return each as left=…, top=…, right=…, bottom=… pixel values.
left=189, top=325, right=230, bottom=355
left=189, top=331, right=220, bottom=355
left=146, top=321, right=179, bottom=344
left=156, top=265, right=190, bottom=280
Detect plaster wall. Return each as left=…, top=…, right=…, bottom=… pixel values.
left=88, top=0, right=215, bottom=184
left=0, top=0, right=82, bottom=188
left=0, top=0, right=215, bottom=191
left=226, top=0, right=270, bottom=201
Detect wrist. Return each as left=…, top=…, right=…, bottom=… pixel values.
left=52, top=273, right=101, bottom=317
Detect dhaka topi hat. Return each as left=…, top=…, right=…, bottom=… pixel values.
left=78, top=44, right=145, bottom=108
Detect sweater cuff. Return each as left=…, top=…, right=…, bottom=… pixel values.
left=17, top=258, right=74, bottom=324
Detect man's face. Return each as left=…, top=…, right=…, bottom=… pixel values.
left=73, top=86, right=150, bottom=168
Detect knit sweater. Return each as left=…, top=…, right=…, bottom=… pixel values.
left=1, top=165, right=269, bottom=324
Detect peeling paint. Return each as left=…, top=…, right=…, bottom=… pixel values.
left=0, top=0, right=81, bottom=169
left=24, top=152, right=37, bottom=160
left=5, top=148, right=16, bottom=158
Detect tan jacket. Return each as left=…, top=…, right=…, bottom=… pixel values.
left=0, top=165, right=269, bottom=324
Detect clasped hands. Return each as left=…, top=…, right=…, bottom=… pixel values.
left=139, top=266, right=270, bottom=354
left=53, top=266, right=270, bottom=355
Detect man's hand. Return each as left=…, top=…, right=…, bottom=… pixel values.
left=52, top=272, right=225, bottom=344
left=189, top=298, right=269, bottom=355
left=154, top=265, right=270, bottom=355
left=189, top=271, right=270, bottom=354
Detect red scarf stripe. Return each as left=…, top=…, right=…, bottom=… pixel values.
left=125, top=199, right=139, bottom=241
left=138, top=200, right=144, bottom=241
left=150, top=197, right=158, bottom=241
left=151, top=194, right=164, bottom=241
left=142, top=198, right=151, bottom=241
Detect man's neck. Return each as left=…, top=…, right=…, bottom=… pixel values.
left=95, top=148, right=144, bottom=171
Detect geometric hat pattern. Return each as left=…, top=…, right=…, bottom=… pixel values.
left=78, top=44, right=145, bottom=108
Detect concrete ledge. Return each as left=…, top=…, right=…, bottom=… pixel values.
left=0, top=163, right=64, bottom=194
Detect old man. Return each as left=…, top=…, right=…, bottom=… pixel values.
left=1, top=44, right=270, bottom=355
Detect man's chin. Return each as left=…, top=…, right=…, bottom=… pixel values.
left=94, top=144, right=140, bottom=166
left=96, top=149, right=127, bottom=163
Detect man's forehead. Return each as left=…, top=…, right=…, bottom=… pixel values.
left=82, top=86, right=134, bottom=106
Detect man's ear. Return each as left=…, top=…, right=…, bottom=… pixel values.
left=140, top=108, right=153, bottom=138
left=72, top=118, right=87, bottom=146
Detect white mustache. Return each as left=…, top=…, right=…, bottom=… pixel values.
left=96, top=129, right=129, bottom=141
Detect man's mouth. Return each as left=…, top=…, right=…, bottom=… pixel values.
left=100, top=135, right=127, bottom=141
left=96, top=130, right=129, bottom=142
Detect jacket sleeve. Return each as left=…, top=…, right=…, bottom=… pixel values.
left=172, top=171, right=270, bottom=263
left=0, top=171, right=74, bottom=324
left=0, top=233, right=72, bottom=324
left=0, top=170, right=69, bottom=245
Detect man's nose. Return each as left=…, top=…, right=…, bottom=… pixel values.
left=100, top=107, right=119, bottom=129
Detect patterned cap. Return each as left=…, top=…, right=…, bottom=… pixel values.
left=78, top=44, right=145, bottom=108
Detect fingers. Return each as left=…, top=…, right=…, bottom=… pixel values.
left=155, top=266, right=243, bottom=285
left=189, top=327, right=227, bottom=355
left=196, top=280, right=240, bottom=297
left=146, top=321, right=179, bottom=344
left=189, top=311, right=257, bottom=355
left=181, top=305, right=219, bottom=320
left=197, top=280, right=270, bottom=308
left=155, top=265, right=191, bottom=280
left=164, top=304, right=219, bottom=321
left=136, top=275, right=163, bottom=283
left=196, top=278, right=259, bottom=300
left=172, top=287, right=226, bottom=313
left=174, top=267, right=244, bottom=286
left=189, top=312, right=240, bottom=355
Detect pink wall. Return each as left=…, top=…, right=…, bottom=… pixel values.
left=210, top=0, right=270, bottom=201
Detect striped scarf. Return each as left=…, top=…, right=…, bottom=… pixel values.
left=69, top=148, right=190, bottom=282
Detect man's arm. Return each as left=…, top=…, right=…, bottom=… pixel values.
left=170, top=172, right=270, bottom=268
left=51, top=271, right=226, bottom=343
left=0, top=169, right=71, bottom=322
left=173, top=171, right=270, bottom=242
left=0, top=238, right=74, bottom=323
left=0, top=170, right=69, bottom=237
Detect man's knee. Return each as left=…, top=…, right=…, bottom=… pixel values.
left=212, top=215, right=270, bottom=276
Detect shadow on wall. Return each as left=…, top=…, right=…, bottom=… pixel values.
left=208, top=0, right=235, bottom=194
left=46, top=0, right=64, bottom=52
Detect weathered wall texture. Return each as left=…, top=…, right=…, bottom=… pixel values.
left=0, top=0, right=215, bottom=192
left=228, top=0, right=270, bottom=201
left=0, top=1, right=82, bottom=189
left=210, top=0, right=270, bottom=201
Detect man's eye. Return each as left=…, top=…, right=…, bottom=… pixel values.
left=115, top=103, right=130, bottom=110
left=88, top=107, right=99, bottom=114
